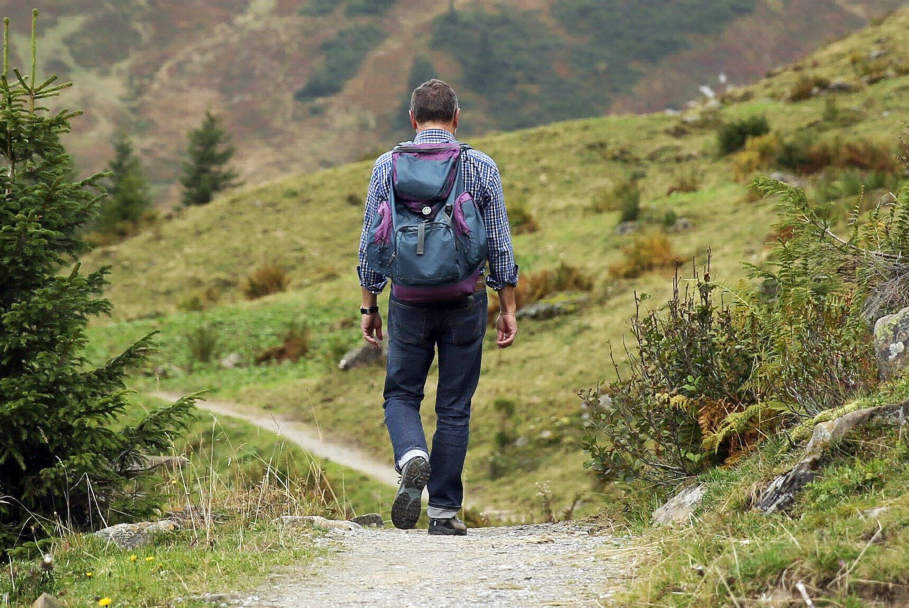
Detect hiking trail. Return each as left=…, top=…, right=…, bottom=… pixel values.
left=150, top=391, right=636, bottom=606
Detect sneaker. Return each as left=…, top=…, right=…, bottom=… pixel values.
left=390, top=456, right=431, bottom=529
left=428, top=515, right=467, bottom=536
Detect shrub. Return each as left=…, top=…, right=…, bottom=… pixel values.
left=294, top=26, right=386, bottom=101
left=345, top=192, right=361, bottom=206
left=244, top=263, right=290, bottom=299
left=255, top=320, right=310, bottom=365
left=716, top=115, right=770, bottom=155
left=487, top=262, right=593, bottom=320
left=185, top=323, right=220, bottom=364
left=788, top=75, right=829, bottom=101
left=666, top=169, right=700, bottom=195
left=581, top=262, right=766, bottom=484
left=589, top=178, right=640, bottom=217
left=508, top=203, right=539, bottom=234
left=776, top=135, right=836, bottom=174
left=731, top=133, right=781, bottom=181
left=608, top=233, right=684, bottom=279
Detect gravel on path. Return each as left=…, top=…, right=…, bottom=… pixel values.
left=233, top=522, right=632, bottom=608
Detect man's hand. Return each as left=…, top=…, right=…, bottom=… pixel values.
left=361, top=312, right=383, bottom=349
left=496, top=312, right=517, bottom=348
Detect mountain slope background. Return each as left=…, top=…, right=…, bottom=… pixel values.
left=4, top=0, right=904, bottom=203
left=80, top=6, right=909, bottom=518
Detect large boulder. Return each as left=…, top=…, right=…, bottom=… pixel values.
left=873, top=306, right=909, bottom=380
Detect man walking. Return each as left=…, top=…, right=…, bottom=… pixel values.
left=357, top=79, right=518, bottom=535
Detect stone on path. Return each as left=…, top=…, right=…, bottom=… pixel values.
left=350, top=513, right=384, bottom=527
left=338, top=343, right=385, bottom=371
left=273, top=515, right=362, bottom=532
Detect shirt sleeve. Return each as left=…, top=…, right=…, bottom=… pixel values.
left=357, top=157, right=391, bottom=294
left=480, top=160, right=519, bottom=290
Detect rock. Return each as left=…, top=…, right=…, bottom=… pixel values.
left=125, top=454, right=189, bottom=474
left=769, top=171, right=805, bottom=189
left=31, top=594, right=63, bottom=608
left=274, top=515, right=362, bottom=531
left=652, top=484, right=705, bottom=526
left=219, top=352, right=243, bottom=369
left=869, top=49, right=888, bottom=60
left=878, top=192, right=898, bottom=207
left=873, top=306, right=909, bottom=380
left=826, top=79, right=856, bottom=93
left=338, top=343, right=385, bottom=371
left=614, top=221, right=638, bottom=235
left=350, top=513, right=384, bottom=527
left=94, top=519, right=181, bottom=549
left=757, top=400, right=908, bottom=512
left=516, top=302, right=566, bottom=320
left=671, top=217, right=693, bottom=232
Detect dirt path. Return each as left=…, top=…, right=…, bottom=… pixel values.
left=153, top=392, right=636, bottom=606
left=149, top=391, right=398, bottom=487
left=235, top=522, right=633, bottom=607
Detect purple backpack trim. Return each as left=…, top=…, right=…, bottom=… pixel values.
left=373, top=200, right=392, bottom=245
left=392, top=269, right=481, bottom=303
left=453, top=192, right=472, bottom=236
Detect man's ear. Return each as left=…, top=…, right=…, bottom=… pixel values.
left=452, top=108, right=460, bottom=131
left=409, top=110, right=418, bottom=130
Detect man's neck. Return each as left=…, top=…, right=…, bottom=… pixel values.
left=416, top=123, right=455, bottom=135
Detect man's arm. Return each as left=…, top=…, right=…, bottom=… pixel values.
left=495, top=285, right=517, bottom=349
left=361, top=286, right=383, bottom=349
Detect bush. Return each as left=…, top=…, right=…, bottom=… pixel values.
left=590, top=179, right=639, bottom=216
left=294, top=26, right=386, bottom=101
left=581, top=262, right=766, bottom=484
left=666, top=169, right=700, bottom=195
left=487, top=262, right=593, bottom=320
left=608, top=233, right=684, bottom=278
left=244, top=263, right=290, bottom=299
left=185, top=323, right=220, bottom=364
left=731, top=133, right=782, bottom=181
left=716, top=115, right=770, bottom=155
left=508, top=203, right=539, bottom=234
left=255, top=320, right=310, bottom=365
left=788, top=75, right=829, bottom=101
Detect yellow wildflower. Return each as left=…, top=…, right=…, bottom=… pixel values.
left=145, top=556, right=155, bottom=562
left=129, top=555, right=137, bottom=562
left=85, top=571, right=93, bottom=578
left=98, top=598, right=112, bottom=607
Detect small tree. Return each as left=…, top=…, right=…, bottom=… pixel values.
left=0, top=11, right=195, bottom=550
left=179, top=109, right=239, bottom=206
left=95, top=131, right=153, bottom=236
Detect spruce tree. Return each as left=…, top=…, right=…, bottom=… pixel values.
left=95, top=131, right=153, bottom=237
left=0, top=11, right=195, bottom=550
left=179, top=110, right=239, bottom=206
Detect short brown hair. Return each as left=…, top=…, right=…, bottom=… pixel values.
left=410, top=79, right=458, bottom=124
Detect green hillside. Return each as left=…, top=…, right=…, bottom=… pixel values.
left=2, top=0, right=901, bottom=200
left=83, top=7, right=909, bottom=519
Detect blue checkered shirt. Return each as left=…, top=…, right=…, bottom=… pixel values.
left=357, top=128, right=519, bottom=293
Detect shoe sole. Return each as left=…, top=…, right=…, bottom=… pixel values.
left=391, top=458, right=431, bottom=529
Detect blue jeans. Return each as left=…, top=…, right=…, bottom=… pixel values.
left=383, top=290, right=488, bottom=515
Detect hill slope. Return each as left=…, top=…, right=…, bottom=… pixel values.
left=3, top=0, right=903, bottom=202
left=83, top=7, right=909, bottom=517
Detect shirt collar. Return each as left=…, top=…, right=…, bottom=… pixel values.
left=413, top=128, right=456, bottom=144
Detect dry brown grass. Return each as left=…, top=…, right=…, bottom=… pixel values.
left=487, top=262, right=594, bottom=321
left=244, top=262, right=290, bottom=299
left=608, top=233, right=685, bottom=279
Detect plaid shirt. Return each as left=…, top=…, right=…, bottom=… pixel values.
left=357, top=128, right=519, bottom=293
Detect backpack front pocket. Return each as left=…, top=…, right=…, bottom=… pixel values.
left=392, top=222, right=462, bottom=286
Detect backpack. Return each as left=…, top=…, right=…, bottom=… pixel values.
left=365, top=142, right=488, bottom=301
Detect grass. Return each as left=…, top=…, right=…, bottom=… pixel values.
left=0, top=394, right=394, bottom=607
left=79, top=9, right=909, bottom=522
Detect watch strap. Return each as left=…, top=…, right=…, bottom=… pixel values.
left=360, top=305, right=379, bottom=315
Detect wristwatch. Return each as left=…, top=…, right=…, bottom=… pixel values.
left=360, top=305, right=379, bottom=315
